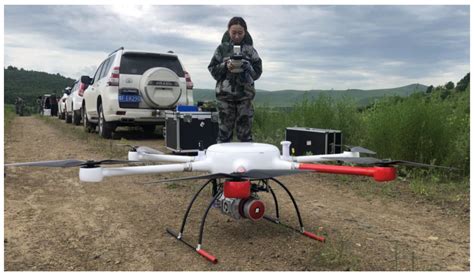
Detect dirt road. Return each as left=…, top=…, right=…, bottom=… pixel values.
left=4, top=116, right=469, bottom=271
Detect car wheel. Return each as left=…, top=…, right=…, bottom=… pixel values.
left=82, top=106, right=93, bottom=133
left=65, top=108, right=72, bottom=123
left=98, top=104, right=115, bottom=139
left=73, top=109, right=81, bottom=125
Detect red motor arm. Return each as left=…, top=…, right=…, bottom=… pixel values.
left=298, top=163, right=396, bottom=182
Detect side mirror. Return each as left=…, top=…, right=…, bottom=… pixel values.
left=81, top=75, right=92, bottom=85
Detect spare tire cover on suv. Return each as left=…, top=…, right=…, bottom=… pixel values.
left=139, top=67, right=182, bottom=108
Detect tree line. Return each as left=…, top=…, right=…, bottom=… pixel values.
left=4, top=66, right=76, bottom=106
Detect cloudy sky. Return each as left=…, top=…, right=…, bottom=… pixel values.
left=4, top=5, right=470, bottom=91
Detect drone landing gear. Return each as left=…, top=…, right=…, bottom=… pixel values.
left=166, top=179, right=220, bottom=264
left=166, top=178, right=325, bottom=264
left=263, top=178, right=326, bottom=242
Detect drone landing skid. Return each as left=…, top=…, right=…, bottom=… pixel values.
left=166, top=177, right=325, bottom=264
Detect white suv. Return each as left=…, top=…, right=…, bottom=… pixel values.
left=58, top=87, right=71, bottom=120
left=81, top=47, right=194, bottom=138
left=65, top=79, right=88, bottom=125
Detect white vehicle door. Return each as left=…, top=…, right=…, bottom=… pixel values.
left=84, top=61, right=106, bottom=119
left=67, top=82, right=79, bottom=113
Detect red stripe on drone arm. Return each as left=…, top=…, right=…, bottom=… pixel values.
left=298, top=163, right=396, bottom=182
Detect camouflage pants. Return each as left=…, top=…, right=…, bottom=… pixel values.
left=217, top=99, right=254, bottom=143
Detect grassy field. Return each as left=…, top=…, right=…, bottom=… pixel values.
left=253, top=88, right=470, bottom=211
left=36, top=114, right=128, bottom=159
left=4, top=105, right=16, bottom=129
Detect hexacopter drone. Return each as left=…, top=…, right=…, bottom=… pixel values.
left=5, top=141, right=450, bottom=264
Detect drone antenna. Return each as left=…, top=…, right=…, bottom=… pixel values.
left=281, top=141, right=291, bottom=161
left=198, top=141, right=204, bottom=151
left=196, top=141, right=205, bottom=160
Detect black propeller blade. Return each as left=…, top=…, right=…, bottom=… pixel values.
left=376, top=160, right=457, bottom=170
left=241, top=169, right=309, bottom=179
left=144, top=169, right=309, bottom=184
left=117, top=144, right=165, bottom=155
left=323, top=157, right=456, bottom=169
left=5, top=159, right=140, bottom=168
left=116, top=144, right=139, bottom=150
left=136, top=146, right=165, bottom=155
left=144, top=173, right=240, bottom=184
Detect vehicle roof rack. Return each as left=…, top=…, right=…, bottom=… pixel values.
left=109, top=47, right=124, bottom=56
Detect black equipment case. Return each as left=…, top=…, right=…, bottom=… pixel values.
left=165, top=111, right=219, bottom=153
left=285, top=127, right=342, bottom=156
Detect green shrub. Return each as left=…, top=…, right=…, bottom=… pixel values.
left=253, top=89, right=469, bottom=177
left=4, top=104, right=16, bottom=129
left=254, top=95, right=362, bottom=146
left=361, top=91, right=469, bottom=172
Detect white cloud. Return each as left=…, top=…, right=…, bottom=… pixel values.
left=4, top=5, right=470, bottom=90
left=5, top=33, right=105, bottom=79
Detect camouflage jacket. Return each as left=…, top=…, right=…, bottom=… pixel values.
left=208, top=31, right=263, bottom=101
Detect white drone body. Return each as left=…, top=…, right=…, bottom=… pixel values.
left=79, top=142, right=361, bottom=182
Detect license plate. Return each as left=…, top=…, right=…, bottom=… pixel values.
left=119, top=95, right=141, bottom=103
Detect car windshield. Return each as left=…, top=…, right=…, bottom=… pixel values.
left=120, top=53, right=185, bottom=77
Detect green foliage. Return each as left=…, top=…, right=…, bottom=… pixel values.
left=4, top=104, right=16, bottom=129
left=253, top=105, right=289, bottom=144
left=194, top=83, right=427, bottom=108
left=4, top=66, right=75, bottom=107
left=253, top=95, right=362, bottom=146
left=456, top=72, right=470, bottom=92
left=253, top=74, right=470, bottom=180
left=288, top=95, right=363, bottom=144
left=357, top=89, right=468, bottom=172
left=407, top=174, right=469, bottom=204
left=425, top=85, right=434, bottom=94
left=445, top=81, right=455, bottom=90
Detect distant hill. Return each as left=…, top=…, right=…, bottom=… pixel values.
left=4, top=66, right=427, bottom=107
left=4, top=66, right=75, bottom=105
left=194, top=84, right=428, bottom=107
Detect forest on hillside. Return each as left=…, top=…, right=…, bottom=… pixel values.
left=4, top=66, right=76, bottom=105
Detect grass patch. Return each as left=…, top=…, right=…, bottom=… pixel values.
left=407, top=176, right=469, bottom=212
left=164, top=182, right=187, bottom=189
left=306, top=228, right=360, bottom=270
left=36, top=115, right=126, bottom=159
left=4, top=105, right=16, bottom=130
left=331, top=171, right=469, bottom=218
